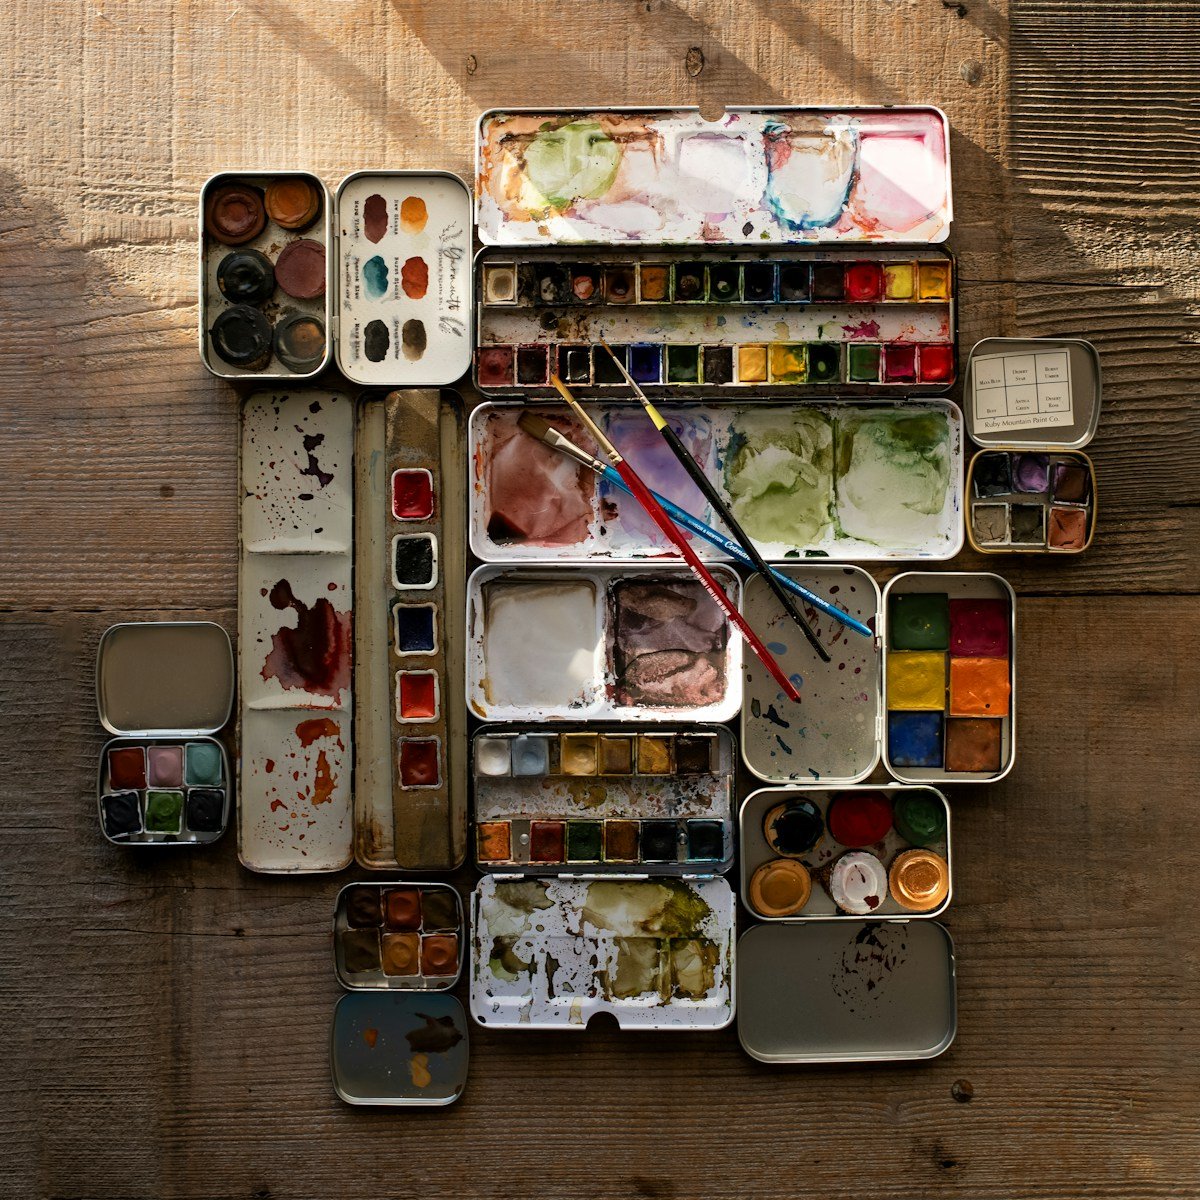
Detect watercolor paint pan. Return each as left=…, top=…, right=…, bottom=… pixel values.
left=964, top=338, right=1101, bottom=554
left=238, top=390, right=355, bottom=873
left=470, top=874, right=736, bottom=1030
left=95, top=621, right=234, bottom=846
left=469, top=400, right=964, bottom=564
left=354, top=389, right=468, bottom=870
left=476, top=107, right=952, bottom=245
left=739, top=786, right=951, bottom=920
left=471, top=724, right=735, bottom=875
left=882, top=571, right=1016, bottom=784
left=200, top=170, right=473, bottom=386
left=474, top=246, right=956, bottom=396
left=466, top=563, right=743, bottom=723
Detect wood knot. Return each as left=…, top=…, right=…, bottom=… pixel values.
left=684, top=46, right=704, bottom=78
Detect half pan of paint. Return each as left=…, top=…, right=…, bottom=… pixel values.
left=95, top=621, right=235, bottom=846
left=466, top=564, right=743, bottom=722
left=736, top=920, right=956, bottom=1063
left=964, top=338, right=1101, bottom=554
left=882, top=571, right=1017, bottom=784
left=475, top=107, right=952, bottom=245
left=740, top=786, right=951, bottom=920
left=472, top=724, right=735, bottom=875
left=469, top=402, right=964, bottom=563
left=470, top=875, right=736, bottom=1030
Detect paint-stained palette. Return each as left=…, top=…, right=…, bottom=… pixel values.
left=472, top=724, right=734, bottom=874
left=470, top=401, right=963, bottom=563
left=476, top=108, right=952, bottom=245
left=475, top=247, right=955, bottom=394
left=239, top=391, right=355, bottom=873
left=470, top=875, right=736, bottom=1030
left=466, top=564, right=743, bottom=722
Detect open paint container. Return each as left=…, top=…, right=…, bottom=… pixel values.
left=469, top=874, right=736, bottom=1030
left=201, top=170, right=472, bottom=385
left=469, top=400, right=964, bottom=563
left=96, top=621, right=234, bottom=845
left=331, top=881, right=468, bottom=1106
left=471, top=724, right=735, bottom=874
left=466, top=564, right=743, bottom=723
left=963, top=338, right=1101, bottom=554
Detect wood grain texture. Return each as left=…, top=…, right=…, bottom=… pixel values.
left=1, top=1, right=1198, bottom=1198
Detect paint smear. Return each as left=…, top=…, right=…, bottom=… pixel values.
left=400, top=195, right=428, bottom=233
left=401, top=256, right=429, bottom=300
left=401, top=318, right=426, bottom=361
left=362, top=1027, right=378, bottom=1048
left=405, top=1012, right=465, bottom=1053
left=295, top=716, right=343, bottom=748
left=848, top=131, right=945, bottom=235
left=262, top=579, right=352, bottom=702
left=364, top=319, right=389, bottom=362
left=762, top=121, right=856, bottom=231
left=408, top=1053, right=432, bottom=1088
left=363, top=254, right=389, bottom=299
left=312, top=748, right=336, bottom=804
left=521, top=120, right=622, bottom=211
left=364, top=194, right=388, bottom=243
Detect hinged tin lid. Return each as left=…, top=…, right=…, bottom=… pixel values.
left=965, top=337, right=1102, bottom=450
left=333, top=171, right=473, bottom=387
left=331, top=992, right=468, bottom=1107
left=476, top=107, right=952, bottom=246
left=736, top=919, right=956, bottom=1063
left=96, top=622, right=235, bottom=737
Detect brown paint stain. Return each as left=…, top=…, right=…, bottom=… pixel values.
left=295, top=716, right=342, bottom=748
left=312, top=749, right=335, bottom=805
left=401, top=256, right=428, bottom=299
left=401, top=318, right=427, bottom=361
left=363, top=193, right=388, bottom=243
left=261, top=579, right=352, bottom=703
left=363, top=1027, right=379, bottom=1048
left=400, top=196, right=428, bottom=233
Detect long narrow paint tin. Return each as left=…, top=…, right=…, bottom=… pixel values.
left=95, top=621, right=234, bottom=846
left=469, top=400, right=964, bottom=564
left=354, top=390, right=468, bottom=871
left=238, top=390, right=355, bottom=873
left=475, top=107, right=953, bottom=245
left=963, top=338, right=1101, bottom=554
left=470, top=874, right=736, bottom=1030
left=466, top=563, right=743, bottom=723
left=471, top=723, right=735, bottom=875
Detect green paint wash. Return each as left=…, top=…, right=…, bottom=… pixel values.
left=889, top=591, right=950, bottom=651
left=488, top=935, right=534, bottom=982
left=566, top=820, right=603, bottom=862
left=145, top=790, right=183, bottom=833
left=848, top=342, right=882, bottom=382
left=522, top=121, right=621, bottom=210
left=834, top=409, right=950, bottom=547
left=581, top=880, right=712, bottom=938
left=666, top=344, right=700, bottom=383
left=724, top=408, right=834, bottom=547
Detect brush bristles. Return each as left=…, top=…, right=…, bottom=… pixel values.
left=517, top=411, right=553, bottom=442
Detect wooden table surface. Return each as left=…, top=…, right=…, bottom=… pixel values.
left=3, top=2, right=1198, bottom=1197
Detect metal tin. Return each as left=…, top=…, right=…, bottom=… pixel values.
left=736, top=920, right=957, bottom=1063
left=475, top=107, right=953, bottom=246
left=199, top=171, right=335, bottom=382
left=739, top=785, right=952, bottom=920
left=740, top=565, right=883, bottom=784
left=354, top=389, right=468, bottom=871
left=466, top=563, right=744, bottom=723
left=470, top=873, right=736, bottom=1031
left=473, top=246, right=958, bottom=398
left=881, top=571, right=1016, bottom=784
left=332, top=170, right=473, bottom=387
left=471, top=723, right=736, bottom=876
left=469, top=400, right=965, bottom=565
left=331, top=991, right=468, bottom=1106
left=332, top=881, right=464, bottom=991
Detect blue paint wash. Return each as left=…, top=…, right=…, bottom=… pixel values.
left=888, top=711, right=944, bottom=767
left=363, top=255, right=389, bottom=299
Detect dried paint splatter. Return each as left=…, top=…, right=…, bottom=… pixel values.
left=262, top=579, right=352, bottom=702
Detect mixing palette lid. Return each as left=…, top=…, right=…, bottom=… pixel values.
left=331, top=992, right=468, bottom=1106
left=736, top=920, right=956, bottom=1063
left=96, top=621, right=234, bottom=737
left=965, top=337, right=1101, bottom=451
left=332, top=170, right=473, bottom=388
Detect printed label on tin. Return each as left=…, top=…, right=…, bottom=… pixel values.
left=971, top=349, right=1073, bottom=434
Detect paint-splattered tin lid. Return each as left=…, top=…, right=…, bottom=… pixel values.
left=736, top=919, right=956, bottom=1063
left=96, top=622, right=235, bottom=737
left=331, top=991, right=469, bottom=1106
left=332, top=171, right=473, bottom=388
left=964, top=338, right=1102, bottom=451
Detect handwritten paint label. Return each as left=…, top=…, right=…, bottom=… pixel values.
left=971, top=349, right=1073, bottom=434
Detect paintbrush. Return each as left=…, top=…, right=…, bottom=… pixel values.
left=517, top=412, right=871, bottom=639
left=601, top=339, right=831, bottom=664
left=547, top=375, right=803, bottom=704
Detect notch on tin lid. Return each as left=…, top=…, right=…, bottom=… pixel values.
left=964, top=337, right=1101, bottom=450
left=96, top=622, right=235, bottom=737
left=736, top=920, right=956, bottom=1064
left=331, top=991, right=468, bottom=1107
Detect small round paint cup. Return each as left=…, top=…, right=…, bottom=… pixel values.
left=205, top=183, right=266, bottom=246
left=749, top=858, right=812, bottom=917
left=275, top=238, right=326, bottom=300
left=273, top=312, right=326, bottom=373
left=210, top=305, right=273, bottom=370
left=217, top=249, right=275, bottom=305
left=264, top=177, right=321, bottom=231
left=763, top=800, right=824, bottom=858
left=829, top=851, right=888, bottom=915
left=889, top=849, right=950, bottom=912
left=827, top=790, right=893, bottom=848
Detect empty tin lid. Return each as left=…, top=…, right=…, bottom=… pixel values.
left=736, top=919, right=956, bottom=1063
left=965, top=337, right=1101, bottom=450
left=96, top=621, right=235, bottom=737
left=331, top=992, right=468, bottom=1106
